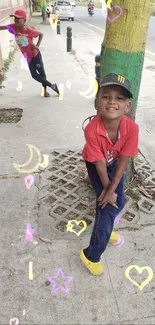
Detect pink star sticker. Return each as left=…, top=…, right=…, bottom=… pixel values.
left=25, top=223, right=35, bottom=242
left=48, top=268, right=74, bottom=294
left=23, top=52, right=32, bottom=64
left=115, top=214, right=120, bottom=224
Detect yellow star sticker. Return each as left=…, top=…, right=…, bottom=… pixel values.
left=66, top=223, right=73, bottom=232
left=66, top=220, right=87, bottom=236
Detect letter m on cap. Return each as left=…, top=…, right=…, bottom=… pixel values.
left=118, top=75, right=125, bottom=83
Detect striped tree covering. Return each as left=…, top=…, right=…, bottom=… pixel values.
left=100, top=0, right=152, bottom=120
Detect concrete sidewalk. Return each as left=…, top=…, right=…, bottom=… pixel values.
left=0, top=14, right=155, bottom=325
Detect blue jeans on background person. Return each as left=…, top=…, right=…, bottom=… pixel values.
left=83, top=160, right=125, bottom=263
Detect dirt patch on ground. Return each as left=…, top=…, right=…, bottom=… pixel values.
left=0, top=108, right=23, bottom=123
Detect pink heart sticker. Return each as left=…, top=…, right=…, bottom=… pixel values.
left=24, top=175, right=34, bottom=189
left=102, top=5, right=123, bottom=23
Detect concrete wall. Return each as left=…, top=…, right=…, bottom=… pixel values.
left=0, top=0, right=12, bottom=9
left=0, top=0, right=31, bottom=81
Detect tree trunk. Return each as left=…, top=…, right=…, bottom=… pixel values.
left=100, top=0, right=151, bottom=182
left=29, top=0, right=33, bottom=16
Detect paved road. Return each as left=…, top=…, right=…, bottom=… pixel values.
left=60, top=6, right=155, bottom=60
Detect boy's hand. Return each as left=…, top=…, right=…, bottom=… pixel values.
left=98, top=189, right=107, bottom=202
left=31, top=43, right=39, bottom=49
left=98, top=191, right=118, bottom=209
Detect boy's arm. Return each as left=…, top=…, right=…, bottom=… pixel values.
left=84, top=125, right=116, bottom=205
left=98, top=123, right=139, bottom=208
left=108, top=156, right=129, bottom=194
left=36, top=32, right=43, bottom=47
left=31, top=32, right=43, bottom=49
left=84, top=126, right=111, bottom=189
left=94, top=159, right=110, bottom=189
left=98, top=156, right=128, bottom=208
left=0, top=26, right=7, bottom=31
left=105, top=124, right=139, bottom=196
left=94, top=160, right=119, bottom=207
left=29, top=28, right=43, bottom=49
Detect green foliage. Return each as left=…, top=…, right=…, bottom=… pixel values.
left=4, top=51, right=15, bottom=72
left=0, top=49, right=15, bottom=89
left=32, top=0, right=42, bottom=11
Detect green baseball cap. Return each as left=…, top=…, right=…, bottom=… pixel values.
left=100, top=73, right=133, bottom=99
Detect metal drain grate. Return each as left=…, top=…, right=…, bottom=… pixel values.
left=122, top=211, right=135, bottom=222
left=38, top=149, right=95, bottom=239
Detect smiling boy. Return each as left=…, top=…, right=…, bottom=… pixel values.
left=80, top=73, right=139, bottom=276
left=0, top=10, right=59, bottom=97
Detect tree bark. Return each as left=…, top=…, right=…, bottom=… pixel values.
left=100, top=0, right=151, bottom=182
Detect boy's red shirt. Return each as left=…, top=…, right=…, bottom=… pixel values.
left=7, top=24, right=40, bottom=58
left=82, top=115, right=139, bottom=163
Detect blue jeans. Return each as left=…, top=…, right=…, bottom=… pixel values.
left=84, top=160, right=125, bottom=262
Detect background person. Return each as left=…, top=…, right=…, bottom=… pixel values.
left=88, top=0, right=94, bottom=12
left=88, top=0, right=94, bottom=8
left=0, top=9, right=59, bottom=98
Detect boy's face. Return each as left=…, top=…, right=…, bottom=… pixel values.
left=98, top=85, right=131, bottom=120
left=14, top=17, right=25, bottom=28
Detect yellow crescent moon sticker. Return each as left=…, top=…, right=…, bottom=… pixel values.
left=79, top=76, right=98, bottom=99
left=39, top=154, right=49, bottom=169
left=13, top=144, right=42, bottom=174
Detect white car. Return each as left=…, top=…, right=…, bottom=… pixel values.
left=70, top=1, right=76, bottom=6
left=53, top=1, right=75, bottom=20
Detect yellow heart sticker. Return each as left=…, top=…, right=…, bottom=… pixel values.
left=66, top=220, right=87, bottom=236
left=125, top=265, right=153, bottom=290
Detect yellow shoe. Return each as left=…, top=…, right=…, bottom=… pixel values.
left=109, top=231, right=119, bottom=245
left=80, top=249, right=103, bottom=276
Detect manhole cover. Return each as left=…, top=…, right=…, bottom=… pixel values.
left=38, top=149, right=95, bottom=239
left=0, top=108, right=23, bottom=123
